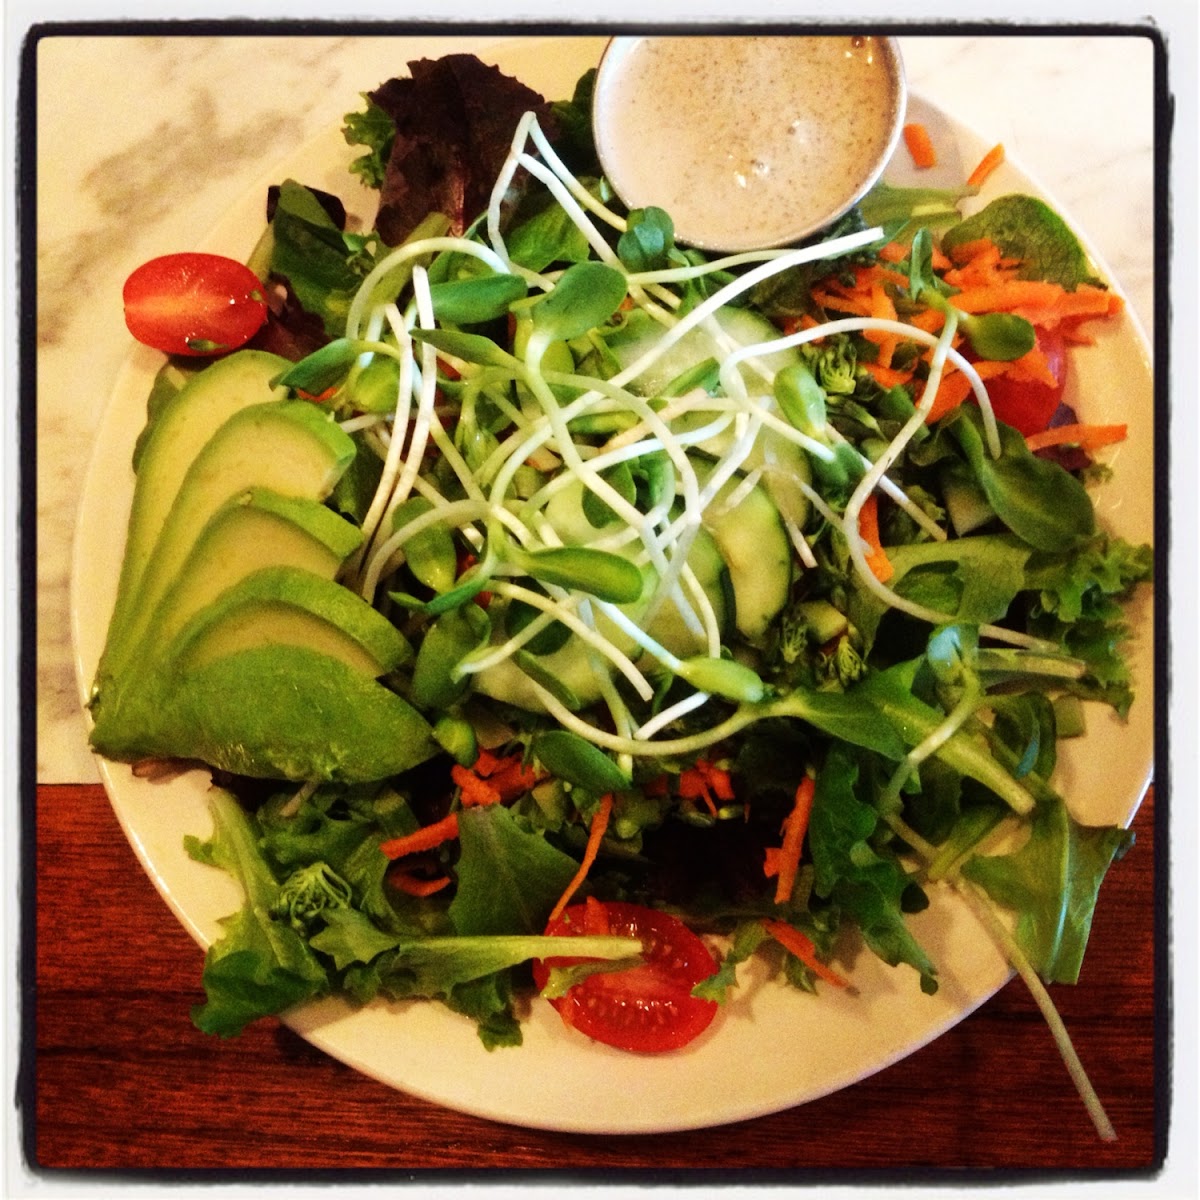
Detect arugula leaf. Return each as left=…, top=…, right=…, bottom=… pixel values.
left=851, top=662, right=1038, bottom=816
left=849, top=532, right=1033, bottom=654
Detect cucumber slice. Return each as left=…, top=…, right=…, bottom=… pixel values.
left=606, top=306, right=800, bottom=397
left=691, top=458, right=792, bottom=645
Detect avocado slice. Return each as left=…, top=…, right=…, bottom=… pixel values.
left=93, top=643, right=436, bottom=783
left=89, top=565, right=413, bottom=758
left=168, top=566, right=410, bottom=676
left=105, top=350, right=290, bottom=653
left=99, top=398, right=356, bottom=678
left=139, top=487, right=364, bottom=653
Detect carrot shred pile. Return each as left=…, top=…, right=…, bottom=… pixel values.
left=464, top=747, right=542, bottom=802
left=806, top=240, right=1124, bottom=431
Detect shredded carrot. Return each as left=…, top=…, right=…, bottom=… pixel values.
left=678, top=759, right=735, bottom=815
left=471, top=748, right=542, bottom=800
left=380, top=812, right=460, bottom=860
left=769, top=777, right=816, bottom=905
left=945, top=236, right=1001, bottom=268
left=1025, top=422, right=1128, bottom=453
left=865, top=281, right=901, bottom=368
left=809, top=284, right=874, bottom=317
left=451, top=763, right=502, bottom=808
left=547, top=794, right=614, bottom=925
left=1012, top=286, right=1124, bottom=328
left=857, top=493, right=894, bottom=583
left=908, top=306, right=948, bottom=334
left=390, top=869, right=453, bottom=897
left=941, top=238, right=1024, bottom=290
left=860, top=362, right=914, bottom=389
left=943, top=280, right=1123, bottom=331
left=931, top=242, right=953, bottom=272
left=297, top=386, right=337, bottom=404
left=967, top=142, right=1006, bottom=189
left=948, top=278, right=1066, bottom=314
left=903, top=122, right=938, bottom=169
left=762, top=919, right=850, bottom=988
left=778, top=313, right=823, bottom=336
left=1001, top=345, right=1059, bottom=388
left=878, top=240, right=909, bottom=263
left=860, top=263, right=911, bottom=290
left=921, top=369, right=976, bottom=426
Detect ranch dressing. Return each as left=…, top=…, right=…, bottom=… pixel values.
left=593, top=36, right=905, bottom=251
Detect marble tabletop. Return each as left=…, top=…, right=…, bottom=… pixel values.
left=33, top=29, right=1158, bottom=784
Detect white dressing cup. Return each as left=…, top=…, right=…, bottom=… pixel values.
left=592, top=35, right=907, bottom=252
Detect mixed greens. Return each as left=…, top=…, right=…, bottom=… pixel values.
left=89, top=52, right=1152, bottom=1130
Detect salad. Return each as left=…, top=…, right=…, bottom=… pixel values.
left=85, top=50, right=1152, bottom=1134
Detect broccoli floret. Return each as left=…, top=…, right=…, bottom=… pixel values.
left=800, top=334, right=858, bottom=396
left=272, top=861, right=354, bottom=934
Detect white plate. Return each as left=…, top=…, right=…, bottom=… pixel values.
left=71, top=37, right=1154, bottom=1134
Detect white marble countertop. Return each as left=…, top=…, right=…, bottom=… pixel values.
left=34, top=30, right=1158, bottom=783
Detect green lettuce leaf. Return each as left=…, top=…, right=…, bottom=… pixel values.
left=186, top=790, right=328, bottom=1037
left=269, top=179, right=378, bottom=335
left=962, top=797, right=1133, bottom=983
left=449, top=804, right=581, bottom=935
left=807, top=745, right=938, bottom=993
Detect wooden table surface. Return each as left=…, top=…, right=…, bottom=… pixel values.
left=29, top=780, right=1164, bottom=1177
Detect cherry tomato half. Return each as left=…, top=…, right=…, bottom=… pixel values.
left=123, top=252, right=269, bottom=357
left=983, top=327, right=1068, bottom=437
left=532, top=900, right=719, bottom=1053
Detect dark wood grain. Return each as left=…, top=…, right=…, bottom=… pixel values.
left=29, top=781, right=1163, bottom=1175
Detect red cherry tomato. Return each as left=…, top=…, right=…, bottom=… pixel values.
left=123, top=252, right=269, bottom=357
left=983, top=327, right=1068, bottom=437
left=532, top=900, right=719, bottom=1053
